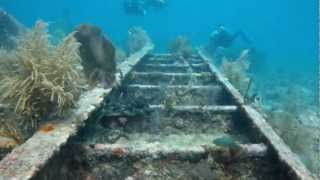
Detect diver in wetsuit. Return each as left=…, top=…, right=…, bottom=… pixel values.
left=123, top=0, right=167, bottom=16
left=146, top=0, right=167, bottom=9
left=123, top=0, right=147, bottom=16
left=206, top=25, right=251, bottom=54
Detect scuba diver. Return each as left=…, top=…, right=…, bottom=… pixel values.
left=123, top=0, right=167, bottom=16
left=205, top=25, right=252, bottom=54
left=146, top=0, right=167, bottom=9
left=123, top=0, right=146, bottom=16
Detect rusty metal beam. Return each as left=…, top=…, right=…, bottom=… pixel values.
left=149, top=105, right=238, bottom=112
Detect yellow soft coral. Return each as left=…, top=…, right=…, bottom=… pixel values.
left=0, top=20, right=85, bottom=128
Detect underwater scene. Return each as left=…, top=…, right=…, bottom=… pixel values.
left=0, top=0, right=318, bottom=179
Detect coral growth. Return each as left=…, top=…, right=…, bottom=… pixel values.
left=0, top=120, right=23, bottom=148
left=0, top=20, right=85, bottom=128
left=75, top=24, right=116, bottom=87
left=266, top=89, right=320, bottom=173
left=0, top=103, right=25, bottom=149
left=127, top=26, right=152, bottom=54
left=220, top=49, right=252, bottom=96
left=0, top=49, right=17, bottom=79
left=169, top=36, right=194, bottom=59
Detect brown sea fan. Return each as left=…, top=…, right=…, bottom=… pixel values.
left=220, top=49, right=251, bottom=95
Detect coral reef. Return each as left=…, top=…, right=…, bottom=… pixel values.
left=239, top=53, right=319, bottom=175
left=169, top=36, right=194, bottom=59
left=127, top=26, right=152, bottom=54
left=74, top=24, right=116, bottom=87
left=265, top=88, right=320, bottom=173
left=0, top=20, right=85, bottom=128
left=0, top=9, right=26, bottom=50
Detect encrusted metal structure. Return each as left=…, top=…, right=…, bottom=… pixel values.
left=0, top=46, right=315, bottom=179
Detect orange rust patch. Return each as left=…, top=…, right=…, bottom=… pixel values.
left=39, top=123, right=55, bottom=133
left=112, top=147, right=126, bottom=158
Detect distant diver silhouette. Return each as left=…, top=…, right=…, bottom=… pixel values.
left=206, top=25, right=251, bottom=54
left=123, top=0, right=167, bottom=16
left=123, top=0, right=147, bottom=16
left=146, top=0, right=167, bottom=9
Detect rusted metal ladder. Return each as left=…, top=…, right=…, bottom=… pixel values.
left=0, top=47, right=314, bottom=179
left=74, top=52, right=315, bottom=179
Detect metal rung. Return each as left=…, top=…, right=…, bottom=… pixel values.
left=80, top=143, right=216, bottom=162
left=142, top=63, right=208, bottom=68
left=132, top=72, right=210, bottom=77
left=127, top=84, right=220, bottom=90
left=149, top=105, right=238, bottom=112
left=142, top=64, right=189, bottom=68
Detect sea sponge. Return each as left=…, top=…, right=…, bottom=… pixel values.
left=0, top=20, right=85, bottom=127
left=169, top=36, right=194, bottom=59
left=74, top=24, right=116, bottom=87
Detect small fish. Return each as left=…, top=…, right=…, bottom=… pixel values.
left=213, top=135, right=240, bottom=149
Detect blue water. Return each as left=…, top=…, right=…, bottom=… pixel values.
left=2, top=1, right=317, bottom=67
left=1, top=0, right=317, bottom=99
left=2, top=0, right=317, bottom=103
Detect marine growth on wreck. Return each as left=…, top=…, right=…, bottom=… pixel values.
left=0, top=1, right=318, bottom=179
